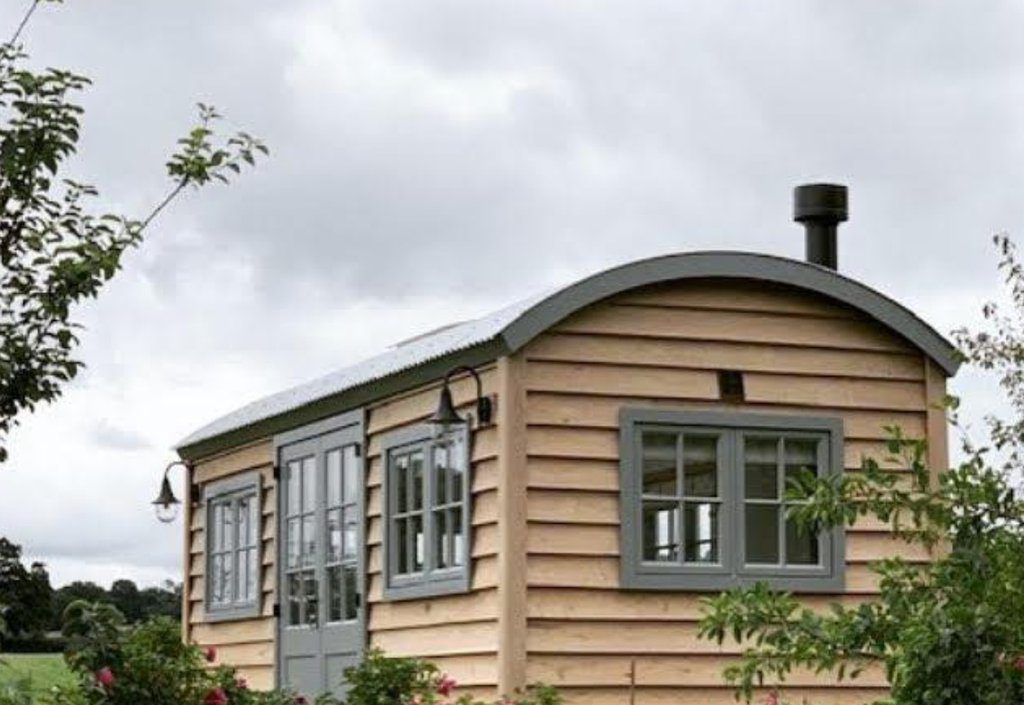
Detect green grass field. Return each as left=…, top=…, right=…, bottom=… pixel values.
left=0, top=653, right=75, bottom=697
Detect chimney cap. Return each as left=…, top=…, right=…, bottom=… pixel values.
left=794, top=183, right=848, bottom=224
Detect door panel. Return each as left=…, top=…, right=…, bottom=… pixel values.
left=278, top=413, right=365, bottom=697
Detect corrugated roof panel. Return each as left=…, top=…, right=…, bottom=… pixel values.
left=175, top=291, right=548, bottom=449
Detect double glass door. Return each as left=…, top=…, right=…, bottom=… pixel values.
left=278, top=418, right=364, bottom=697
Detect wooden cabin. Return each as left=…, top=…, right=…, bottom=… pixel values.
left=174, top=185, right=958, bottom=704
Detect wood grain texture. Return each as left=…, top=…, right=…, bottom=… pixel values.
left=518, top=279, right=947, bottom=700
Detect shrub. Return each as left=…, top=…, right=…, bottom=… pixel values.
left=54, top=600, right=303, bottom=705
left=342, top=649, right=561, bottom=705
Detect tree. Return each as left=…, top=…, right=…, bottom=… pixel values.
left=108, top=579, right=142, bottom=624
left=0, top=536, right=52, bottom=636
left=51, top=580, right=108, bottom=630
left=698, top=236, right=1024, bottom=705
left=0, top=0, right=266, bottom=462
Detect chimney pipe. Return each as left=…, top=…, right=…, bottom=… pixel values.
left=794, top=183, right=848, bottom=270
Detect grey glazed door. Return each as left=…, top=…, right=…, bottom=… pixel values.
left=278, top=413, right=365, bottom=697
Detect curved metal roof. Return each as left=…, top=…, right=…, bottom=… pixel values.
left=177, top=251, right=958, bottom=458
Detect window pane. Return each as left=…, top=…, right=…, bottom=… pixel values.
left=343, top=565, right=358, bottom=621
left=327, top=508, right=342, bottom=563
left=302, top=514, right=316, bottom=566
left=433, top=444, right=449, bottom=506
left=786, top=518, right=820, bottom=565
left=784, top=438, right=819, bottom=492
left=642, top=432, right=677, bottom=496
left=395, top=519, right=409, bottom=575
left=301, top=458, right=317, bottom=513
left=221, top=551, right=234, bottom=602
left=210, top=555, right=224, bottom=604
left=451, top=439, right=465, bottom=502
left=287, top=461, right=301, bottom=515
left=746, top=504, right=780, bottom=564
left=393, top=454, right=409, bottom=512
left=327, top=449, right=342, bottom=507
left=684, top=501, right=719, bottom=563
left=451, top=506, right=464, bottom=567
left=211, top=504, right=223, bottom=551
left=246, top=548, right=258, bottom=601
left=642, top=500, right=679, bottom=562
left=327, top=565, right=342, bottom=622
left=343, top=512, right=357, bottom=559
left=238, top=498, right=250, bottom=550
left=247, top=496, right=258, bottom=546
left=745, top=437, right=779, bottom=500
left=286, top=517, right=301, bottom=568
left=683, top=435, right=718, bottom=498
left=303, top=569, right=318, bottom=627
left=411, top=514, right=425, bottom=572
left=222, top=502, right=235, bottom=551
left=342, top=445, right=358, bottom=504
left=410, top=452, right=424, bottom=511
left=435, top=509, right=449, bottom=569
left=287, top=572, right=302, bottom=626
left=235, top=547, right=247, bottom=605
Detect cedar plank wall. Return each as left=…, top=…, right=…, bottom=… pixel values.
left=187, top=441, right=277, bottom=689
left=518, top=278, right=947, bottom=705
left=364, top=368, right=502, bottom=697
left=184, top=372, right=504, bottom=697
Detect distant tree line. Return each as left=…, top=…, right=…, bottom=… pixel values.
left=0, top=537, right=180, bottom=647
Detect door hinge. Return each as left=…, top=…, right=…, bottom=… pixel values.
left=354, top=592, right=361, bottom=608
left=272, top=603, right=280, bottom=618
left=353, top=443, right=362, bottom=458
left=272, top=463, right=280, bottom=482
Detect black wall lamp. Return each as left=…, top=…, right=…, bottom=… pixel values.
left=429, top=365, right=493, bottom=435
left=152, top=460, right=195, bottom=523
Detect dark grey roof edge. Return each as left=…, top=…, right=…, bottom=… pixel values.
left=179, top=251, right=958, bottom=462
left=500, top=251, right=960, bottom=376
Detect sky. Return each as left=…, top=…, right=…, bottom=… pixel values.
left=0, top=0, right=1022, bottom=588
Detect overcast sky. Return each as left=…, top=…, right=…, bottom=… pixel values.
left=0, top=0, right=1020, bottom=588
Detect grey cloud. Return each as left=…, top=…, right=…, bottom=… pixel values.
left=2, top=0, right=1021, bottom=586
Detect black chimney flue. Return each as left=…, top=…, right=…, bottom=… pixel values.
left=794, top=183, right=848, bottom=270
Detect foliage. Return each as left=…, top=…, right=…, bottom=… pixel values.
left=50, top=578, right=181, bottom=630
left=343, top=649, right=561, bottom=705
left=0, top=538, right=52, bottom=638
left=0, top=1, right=266, bottom=463
left=56, top=601, right=300, bottom=705
left=697, top=237, right=1024, bottom=705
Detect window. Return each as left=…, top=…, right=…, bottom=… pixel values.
left=205, top=471, right=261, bottom=620
left=381, top=425, right=470, bottom=600
left=620, top=409, right=844, bottom=592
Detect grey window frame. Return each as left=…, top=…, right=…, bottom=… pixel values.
left=381, top=424, right=472, bottom=601
left=204, top=470, right=262, bottom=622
left=620, top=408, right=845, bottom=593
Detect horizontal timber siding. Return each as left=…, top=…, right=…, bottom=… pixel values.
left=185, top=371, right=504, bottom=694
left=364, top=367, right=501, bottom=695
left=188, top=440, right=276, bottom=691
left=519, top=279, right=945, bottom=704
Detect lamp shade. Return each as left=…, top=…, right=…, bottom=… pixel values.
left=152, top=476, right=181, bottom=523
left=429, top=385, right=466, bottom=429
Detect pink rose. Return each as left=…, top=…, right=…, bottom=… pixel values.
left=204, top=646, right=217, bottom=663
left=436, top=674, right=457, bottom=697
left=234, top=676, right=248, bottom=690
left=294, top=697, right=309, bottom=705
left=95, top=667, right=115, bottom=689
left=204, top=687, right=229, bottom=705
left=1014, top=657, right=1024, bottom=671
left=763, top=690, right=780, bottom=705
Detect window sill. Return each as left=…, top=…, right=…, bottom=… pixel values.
left=203, top=602, right=262, bottom=623
left=621, top=565, right=845, bottom=593
left=382, top=573, right=471, bottom=602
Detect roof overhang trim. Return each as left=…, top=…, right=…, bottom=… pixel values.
left=178, top=251, right=958, bottom=461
